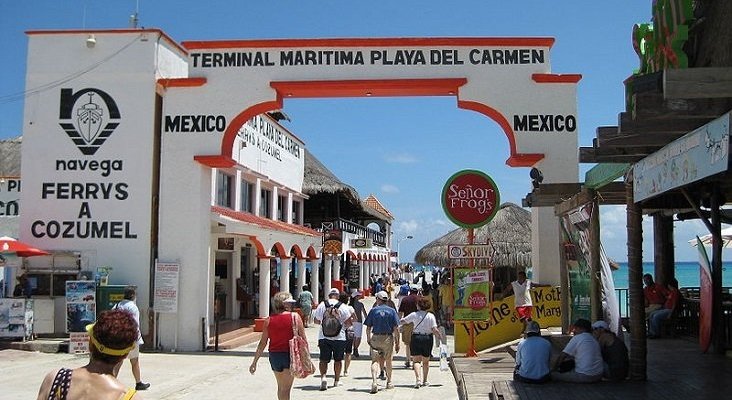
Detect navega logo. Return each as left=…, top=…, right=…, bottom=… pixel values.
left=59, top=88, right=120, bottom=155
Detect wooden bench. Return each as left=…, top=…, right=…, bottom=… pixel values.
left=491, top=380, right=519, bottom=400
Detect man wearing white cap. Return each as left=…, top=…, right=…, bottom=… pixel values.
left=591, top=320, right=628, bottom=381
left=514, top=320, right=551, bottom=384
left=313, top=288, right=353, bottom=390
left=364, top=291, right=400, bottom=393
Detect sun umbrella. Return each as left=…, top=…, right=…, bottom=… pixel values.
left=688, top=227, right=732, bottom=248
left=0, top=236, right=50, bottom=257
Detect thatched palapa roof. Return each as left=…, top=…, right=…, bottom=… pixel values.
left=414, top=202, right=531, bottom=268
left=0, top=136, right=21, bottom=177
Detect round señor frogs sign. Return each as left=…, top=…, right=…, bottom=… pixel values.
left=442, top=169, right=500, bottom=228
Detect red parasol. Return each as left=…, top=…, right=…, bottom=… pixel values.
left=0, top=236, right=50, bottom=258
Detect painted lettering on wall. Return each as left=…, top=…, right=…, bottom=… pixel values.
left=0, top=179, right=20, bottom=216
left=164, top=115, right=227, bottom=133
left=513, top=114, right=577, bottom=133
left=190, top=48, right=547, bottom=68
left=238, top=115, right=302, bottom=162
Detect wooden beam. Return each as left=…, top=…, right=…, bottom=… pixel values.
left=554, top=188, right=595, bottom=215
left=598, top=131, right=687, bottom=147
left=579, top=147, right=656, bottom=163
left=632, top=92, right=732, bottom=120
left=618, top=112, right=709, bottom=134
left=664, top=67, right=732, bottom=99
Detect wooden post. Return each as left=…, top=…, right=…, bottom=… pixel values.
left=653, top=214, right=675, bottom=286
left=710, top=188, right=724, bottom=354
left=465, top=227, right=478, bottom=357
left=626, top=172, right=647, bottom=380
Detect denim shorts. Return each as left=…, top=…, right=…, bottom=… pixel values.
left=269, top=351, right=290, bottom=372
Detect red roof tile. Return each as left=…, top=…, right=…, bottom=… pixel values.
left=212, top=206, right=321, bottom=237
left=364, top=194, right=393, bottom=219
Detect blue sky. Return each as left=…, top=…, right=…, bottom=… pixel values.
left=1, top=1, right=727, bottom=262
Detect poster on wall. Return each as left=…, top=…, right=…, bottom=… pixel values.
left=452, top=268, right=491, bottom=321
left=154, top=261, right=180, bottom=314
left=559, top=202, right=593, bottom=322
left=0, top=298, right=32, bottom=339
left=66, top=280, right=96, bottom=353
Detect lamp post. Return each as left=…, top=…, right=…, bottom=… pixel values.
left=396, top=235, right=413, bottom=278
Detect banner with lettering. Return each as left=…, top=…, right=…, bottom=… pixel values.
left=559, top=202, right=593, bottom=322
left=455, top=287, right=561, bottom=353
left=453, top=268, right=491, bottom=321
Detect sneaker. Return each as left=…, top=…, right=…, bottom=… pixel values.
left=343, top=371, right=349, bottom=377
left=422, top=381, right=431, bottom=387
left=135, top=382, right=150, bottom=391
left=414, top=381, right=421, bottom=389
left=386, top=382, right=395, bottom=390
left=370, top=382, right=378, bottom=394
left=320, top=379, right=328, bottom=391
left=334, top=380, right=344, bottom=387
left=405, top=361, right=411, bottom=368
left=379, top=371, right=386, bottom=380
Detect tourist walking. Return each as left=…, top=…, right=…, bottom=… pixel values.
left=313, top=288, right=352, bottom=390
left=400, top=296, right=443, bottom=388
left=35, top=309, right=142, bottom=400
left=350, top=290, right=368, bottom=358
left=339, top=292, right=357, bottom=377
left=397, top=284, right=420, bottom=368
left=364, top=291, right=401, bottom=394
left=249, top=291, right=308, bottom=400
left=113, top=286, right=150, bottom=391
left=297, top=285, right=315, bottom=327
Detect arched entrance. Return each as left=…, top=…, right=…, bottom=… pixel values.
left=157, top=37, right=580, bottom=350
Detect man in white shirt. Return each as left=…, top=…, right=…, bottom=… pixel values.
left=313, top=288, right=353, bottom=390
left=113, top=286, right=150, bottom=390
left=503, top=271, right=548, bottom=325
left=551, top=318, right=604, bottom=383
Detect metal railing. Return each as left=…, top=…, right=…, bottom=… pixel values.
left=614, top=287, right=732, bottom=348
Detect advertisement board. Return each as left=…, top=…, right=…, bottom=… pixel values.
left=453, top=268, right=491, bottom=321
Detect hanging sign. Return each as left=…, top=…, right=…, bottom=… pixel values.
left=441, top=170, right=500, bottom=229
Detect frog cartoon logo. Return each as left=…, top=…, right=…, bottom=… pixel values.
left=59, top=88, right=120, bottom=155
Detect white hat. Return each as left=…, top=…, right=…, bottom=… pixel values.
left=375, top=291, right=388, bottom=300
left=351, top=291, right=363, bottom=298
left=328, top=288, right=340, bottom=296
left=591, top=320, right=609, bottom=331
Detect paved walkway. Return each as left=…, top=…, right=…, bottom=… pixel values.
left=1, top=297, right=458, bottom=399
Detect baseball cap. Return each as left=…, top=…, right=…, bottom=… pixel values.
left=328, top=288, right=340, bottom=296
left=591, top=320, right=609, bottom=331
left=376, top=291, right=388, bottom=300
left=524, top=320, right=541, bottom=334
left=409, top=284, right=420, bottom=291
left=351, top=291, right=363, bottom=298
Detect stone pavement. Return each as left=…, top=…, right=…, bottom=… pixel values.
left=0, top=298, right=459, bottom=399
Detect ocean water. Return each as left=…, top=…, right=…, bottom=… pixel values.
left=612, top=261, right=732, bottom=289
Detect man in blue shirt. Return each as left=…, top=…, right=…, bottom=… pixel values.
left=364, top=291, right=400, bottom=394
left=514, top=320, right=551, bottom=384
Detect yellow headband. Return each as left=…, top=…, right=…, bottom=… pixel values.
left=85, top=324, right=135, bottom=356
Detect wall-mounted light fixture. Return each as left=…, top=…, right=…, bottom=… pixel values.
left=86, top=34, right=96, bottom=48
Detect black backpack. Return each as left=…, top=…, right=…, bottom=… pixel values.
left=321, top=301, right=343, bottom=337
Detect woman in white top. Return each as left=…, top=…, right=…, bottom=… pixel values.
left=400, top=296, right=444, bottom=388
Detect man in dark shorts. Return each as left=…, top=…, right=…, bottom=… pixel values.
left=313, top=288, right=353, bottom=390
left=364, top=291, right=400, bottom=394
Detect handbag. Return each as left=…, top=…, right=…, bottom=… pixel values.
left=289, top=313, right=315, bottom=379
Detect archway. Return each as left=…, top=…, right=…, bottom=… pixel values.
left=158, top=37, right=580, bottom=350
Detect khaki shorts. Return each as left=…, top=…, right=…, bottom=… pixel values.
left=401, top=322, right=414, bottom=345
left=370, top=334, right=394, bottom=359
left=128, top=342, right=140, bottom=359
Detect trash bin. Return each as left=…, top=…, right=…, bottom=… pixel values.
left=97, top=285, right=129, bottom=312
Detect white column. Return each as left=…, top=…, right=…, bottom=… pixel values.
left=296, top=258, right=307, bottom=297
left=258, top=258, right=270, bottom=318
left=234, top=170, right=242, bottom=211
left=286, top=192, right=293, bottom=223
left=360, top=258, right=367, bottom=291
left=311, top=259, right=320, bottom=303
left=254, top=179, right=262, bottom=217
left=280, top=258, right=290, bottom=296
left=323, top=255, right=332, bottom=295
left=271, top=186, right=278, bottom=220
left=333, top=256, right=341, bottom=281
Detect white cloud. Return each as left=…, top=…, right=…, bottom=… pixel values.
left=384, top=153, right=417, bottom=164
left=381, top=184, right=399, bottom=193
left=398, top=219, right=419, bottom=233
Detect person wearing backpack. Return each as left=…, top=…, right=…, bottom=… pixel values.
left=313, top=288, right=353, bottom=391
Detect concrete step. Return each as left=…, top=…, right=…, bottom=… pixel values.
left=207, top=325, right=261, bottom=350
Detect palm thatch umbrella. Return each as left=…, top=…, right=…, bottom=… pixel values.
left=414, top=202, right=531, bottom=269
